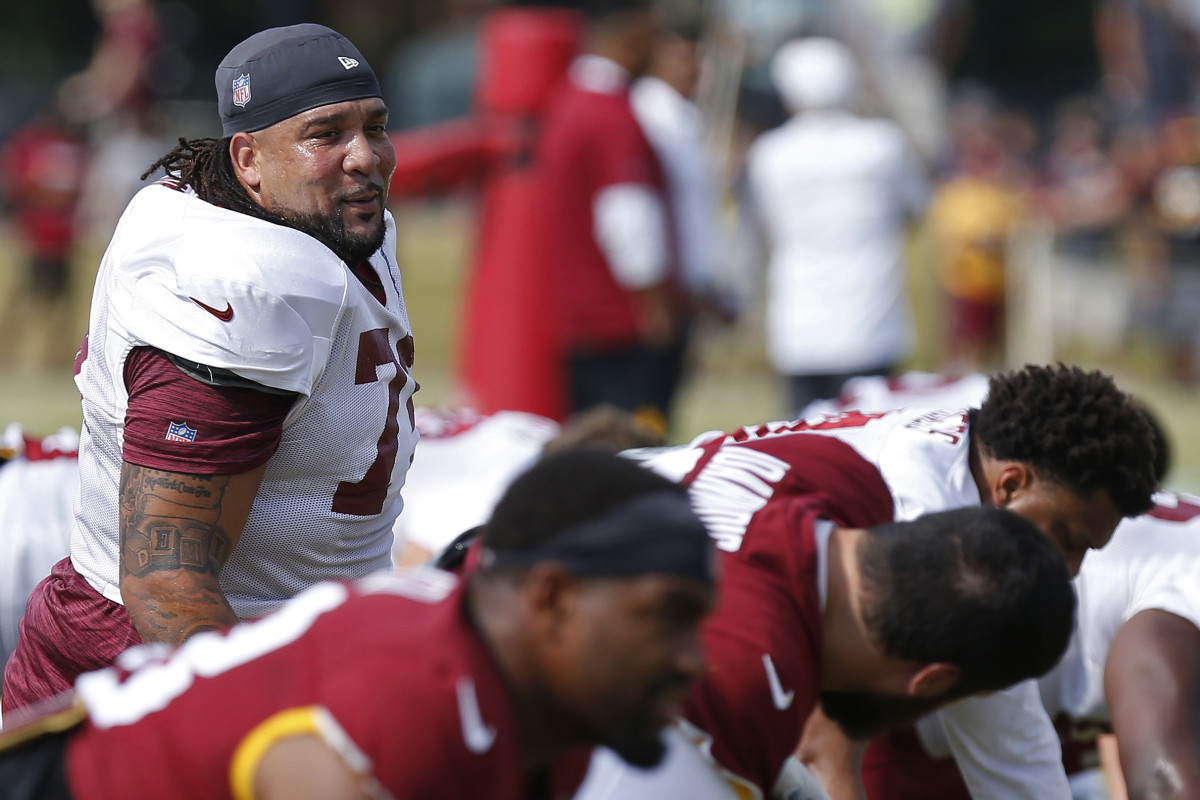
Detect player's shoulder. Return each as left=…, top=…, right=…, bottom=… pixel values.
left=344, top=573, right=524, bottom=795
left=1091, top=490, right=1200, bottom=563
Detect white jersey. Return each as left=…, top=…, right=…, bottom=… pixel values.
left=0, top=426, right=79, bottom=669
left=393, top=408, right=559, bottom=557
left=707, top=410, right=1072, bottom=800
left=1038, top=491, right=1200, bottom=725
left=72, top=182, right=419, bottom=619
left=800, top=372, right=991, bottom=418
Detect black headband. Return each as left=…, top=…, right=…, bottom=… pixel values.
left=482, top=491, right=715, bottom=586
left=216, top=24, right=383, bottom=137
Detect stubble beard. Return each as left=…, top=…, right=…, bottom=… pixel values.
left=276, top=201, right=385, bottom=266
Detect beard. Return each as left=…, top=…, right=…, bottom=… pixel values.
left=596, top=676, right=691, bottom=769
left=819, top=690, right=948, bottom=741
left=275, top=193, right=386, bottom=266
left=602, top=716, right=668, bottom=769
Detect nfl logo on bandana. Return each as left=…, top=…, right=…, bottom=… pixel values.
left=166, top=421, right=197, bottom=443
left=232, top=74, right=251, bottom=107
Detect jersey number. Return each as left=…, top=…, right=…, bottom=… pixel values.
left=332, top=329, right=412, bottom=516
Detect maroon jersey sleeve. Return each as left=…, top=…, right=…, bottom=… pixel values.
left=122, top=346, right=295, bottom=475
left=687, top=503, right=828, bottom=792
left=679, top=433, right=895, bottom=792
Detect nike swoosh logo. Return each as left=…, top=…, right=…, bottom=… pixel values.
left=762, top=653, right=794, bottom=710
left=456, top=677, right=497, bottom=754
left=189, top=297, right=234, bottom=322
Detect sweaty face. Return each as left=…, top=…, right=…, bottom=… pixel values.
left=249, top=97, right=396, bottom=265
left=1001, top=480, right=1123, bottom=576
left=820, top=689, right=953, bottom=741
left=553, top=574, right=712, bottom=768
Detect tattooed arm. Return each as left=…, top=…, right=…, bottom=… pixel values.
left=118, top=460, right=269, bottom=645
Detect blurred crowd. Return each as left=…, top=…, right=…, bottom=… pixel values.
left=4, top=0, right=1200, bottom=407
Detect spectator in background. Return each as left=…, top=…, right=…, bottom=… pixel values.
left=926, top=94, right=1029, bottom=373
left=62, top=0, right=166, bottom=240
left=538, top=0, right=688, bottom=435
left=0, top=101, right=89, bottom=368
left=631, top=21, right=732, bottom=320
left=741, top=36, right=929, bottom=417
left=1039, top=97, right=1138, bottom=359
left=1139, top=112, right=1200, bottom=384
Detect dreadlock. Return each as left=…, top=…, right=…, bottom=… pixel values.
left=141, top=137, right=278, bottom=224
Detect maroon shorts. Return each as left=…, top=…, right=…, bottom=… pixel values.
left=3, top=558, right=141, bottom=714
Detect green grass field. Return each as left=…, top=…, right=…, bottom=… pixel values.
left=3, top=199, right=1199, bottom=490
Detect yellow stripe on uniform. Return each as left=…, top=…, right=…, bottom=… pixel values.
left=229, top=706, right=325, bottom=800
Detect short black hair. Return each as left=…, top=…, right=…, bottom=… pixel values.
left=481, top=448, right=687, bottom=553
left=859, top=506, right=1075, bottom=696
left=970, top=364, right=1158, bottom=516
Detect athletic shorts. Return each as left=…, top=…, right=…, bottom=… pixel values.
left=3, top=559, right=140, bottom=714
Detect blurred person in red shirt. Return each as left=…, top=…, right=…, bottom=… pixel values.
left=538, top=0, right=687, bottom=435
left=0, top=102, right=89, bottom=367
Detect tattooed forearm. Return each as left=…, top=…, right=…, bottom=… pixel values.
left=122, top=516, right=232, bottom=577
left=119, top=464, right=233, bottom=577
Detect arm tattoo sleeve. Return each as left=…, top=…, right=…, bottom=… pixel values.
left=120, top=464, right=234, bottom=578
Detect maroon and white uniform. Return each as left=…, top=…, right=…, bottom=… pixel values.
left=65, top=568, right=583, bottom=799
left=724, top=412, right=1072, bottom=800
left=70, top=181, right=418, bottom=618
left=3, top=182, right=419, bottom=712
left=578, top=432, right=893, bottom=799
left=594, top=408, right=1069, bottom=800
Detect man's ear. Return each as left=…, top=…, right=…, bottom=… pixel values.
left=907, top=663, right=961, bottom=698
left=989, top=461, right=1034, bottom=507
left=525, top=562, right=578, bottom=640
left=229, top=132, right=262, bottom=193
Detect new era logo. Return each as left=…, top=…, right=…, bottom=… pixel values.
left=165, top=421, right=197, bottom=443
left=338, top=56, right=359, bottom=70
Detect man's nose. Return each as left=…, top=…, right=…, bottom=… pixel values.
left=343, top=130, right=380, bottom=174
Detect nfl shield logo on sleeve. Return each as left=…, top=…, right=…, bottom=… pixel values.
left=165, top=421, right=197, bottom=443
left=232, top=74, right=251, bottom=107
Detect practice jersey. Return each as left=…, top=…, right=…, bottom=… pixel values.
left=800, top=372, right=990, bottom=419
left=716, top=407, right=980, bottom=522
left=394, top=408, right=559, bottom=557
left=67, top=569, right=567, bottom=800
left=702, top=410, right=1072, bottom=800
left=0, top=426, right=78, bottom=669
left=1039, top=490, right=1200, bottom=726
left=637, top=432, right=894, bottom=793
left=71, top=182, right=419, bottom=619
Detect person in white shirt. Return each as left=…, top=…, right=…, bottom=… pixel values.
left=631, top=23, right=728, bottom=310
left=741, top=36, right=929, bottom=417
